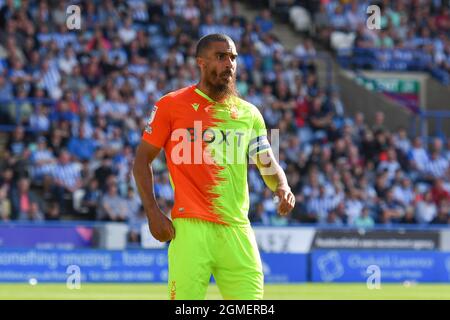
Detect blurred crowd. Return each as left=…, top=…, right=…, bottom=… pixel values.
left=306, top=0, right=450, bottom=83
left=0, top=0, right=449, bottom=242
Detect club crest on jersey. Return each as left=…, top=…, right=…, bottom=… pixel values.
left=204, top=104, right=213, bottom=113
left=230, top=105, right=238, bottom=119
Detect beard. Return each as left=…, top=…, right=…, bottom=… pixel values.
left=204, top=69, right=238, bottom=100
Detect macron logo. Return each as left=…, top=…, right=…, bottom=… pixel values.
left=192, top=103, right=200, bottom=111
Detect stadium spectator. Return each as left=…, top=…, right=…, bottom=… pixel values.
left=430, top=178, right=450, bottom=206
left=377, top=148, right=401, bottom=183
left=408, top=137, right=429, bottom=172
left=30, top=136, right=56, bottom=183
left=306, top=184, right=337, bottom=223
left=67, top=127, right=97, bottom=161
left=37, top=58, right=62, bottom=100
left=254, top=8, right=274, bottom=34
left=261, top=188, right=277, bottom=220
left=393, top=127, right=412, bottom=156
left=128, top=205, right=148, bottom=243
left=29, top=104, right=51, bottom=132
left=0, top=74, right=13, bottom=122
left=425, top=150, right=449, bottom=180
left=0, top=184, right=11, bottom=221
left=52, top=150, right=82, bottom=193
left=44, top=201, right=61, bottom=221
left=416, top=190, right=438, bottom=224
left=18, top=201, right=44, bottom=222
left=392, top=177, right=415, bottom=207
left=95, top=155, right=115, bottom=191
left=58, top=46, right=78, bottom=76
left=329, top=3, right=347, bottom=30
left=444, top=137, right=450, bottom=162
left=113, top=145, right=135, bottom=195
left=249, top=202, right=271, bottom=225
left=377, top=188, right=405, bottom=224
left=6, top=125, right=27, bottom=157
left=327, top=201, right=346, bottom=226
left=10, top=177, right=41, bottom=220
left=98, top=183, right=128, bottom=222
left=344, top=188, right=364, bottom=225
left=124, top=186, right=141, bottom=219
left=81, top=178, right=102, bottom=220
left=47, top=128, right=67, bottom=154
left=353, top=206, right=375, bottom=228
left=271, top=203, right=290, bottom=226
left=400, top=206, right=418, bottom=224
left=372, top=112, right=386, bottom=135
left=308, top=94, right=332, bottom=138
left=36, top=174, right=57, bottom=205
left=154, top=172, right=174, bottom=202
left=51, top=149, right=82, bottom=213
left=430, top=200, right=450, bottom=225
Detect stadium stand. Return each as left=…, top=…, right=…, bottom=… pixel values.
left=286, top=0, right=450, bottom=85
left=0, top=0, right=449, bottom=247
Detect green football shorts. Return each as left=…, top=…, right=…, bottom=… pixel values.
left=167, top=218, right=264, bottom=300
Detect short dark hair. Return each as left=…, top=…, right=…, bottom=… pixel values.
left=195, top=33, right=234, bottom=57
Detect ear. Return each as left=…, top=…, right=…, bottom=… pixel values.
left=196, top=56, right=205, bottom=69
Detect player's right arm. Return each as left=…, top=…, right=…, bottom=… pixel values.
left=133, top=141, right=175, bottom=242
left=133, top=99, right=174, bottom=242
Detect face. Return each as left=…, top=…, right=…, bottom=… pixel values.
left=355, top=113, right=364, bottom=123
left=387, top=190, right=394, bottom=200
left=197, top=40, right=238, bottom=98
left=319, top=186, right=325, bottom=195
left=375, top=112, right=384, bottom=123
left=60, top=152, right=70, bottom=164
left=108, top=185, right=118, bottom=195
left=388, top=149, right=396, bottom=160
left=19, top=179, right=30, bottom=192
left=30, top=202, right=39, bottom=212
left=414, top=138, right=422, bottom=147
left=433, top=138, right=442, bottom=151
left=402, top=179, right=410, bottom=188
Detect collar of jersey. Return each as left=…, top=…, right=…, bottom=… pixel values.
left=194, top=87, right=215, bottom=103
left=194, top=86, right=235, bottom=107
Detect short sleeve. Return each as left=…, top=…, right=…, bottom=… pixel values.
left=248, top=107, right=271, bottom=161
left=141, top=100, right=171, bottom=149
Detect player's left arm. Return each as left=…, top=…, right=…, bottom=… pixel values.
left=250, top=105, right=295, bottom=216
left=254, top=149, right=295, bottom=216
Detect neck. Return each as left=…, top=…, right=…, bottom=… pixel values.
left=196, top=80, right=230, bottom=103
